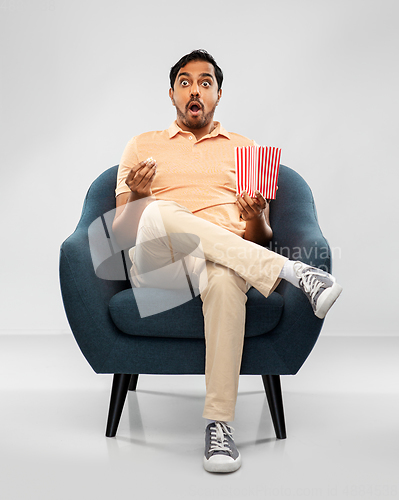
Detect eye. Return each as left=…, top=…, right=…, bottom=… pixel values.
left=180, top=80, right=189, bottom=87
left=202, top=81, right=211, bottom=88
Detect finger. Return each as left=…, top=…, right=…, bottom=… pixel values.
left=235, top=201, right=247, bottom=220
left=239, top=191, right=252, bottom=206
left=126, top=161, right=149, bottom=186
left=141, top=164, right=157, bottom=188
left=127, top=162, right=155, bottom=191
left=132, top=158, right=156, bottom=179
left=236, top=194, right=250, bottom=216
left=254, top=190, right=267, bottom=208
left=136, top=159, right=156, bottom=178
left=135, top=162, right=157, bottom=188
left=126, top=165, right=140, bottom=183
left=131, top=160, right=150, bottom=174
left=240, top=192, right=261, bottom=213
left=241, top=191, right=255, bottom=203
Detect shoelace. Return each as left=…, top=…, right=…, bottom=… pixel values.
left=209, top=421, right=234, bottom=453
left=298, top=268, right=325, bottom=304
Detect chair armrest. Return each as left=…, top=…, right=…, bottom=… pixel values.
left=259, top=165, right=332, bottom=372
left=60, top=227, right=129, bottom=372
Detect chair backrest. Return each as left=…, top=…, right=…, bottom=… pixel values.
left=78, top=165, right=120, bottom=230
left=271, top=165, right=331, bottom=271
left=80, top=164, right=318, bottom=232
left=76, top=163, right=330, bottom=273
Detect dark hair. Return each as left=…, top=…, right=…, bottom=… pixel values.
left=169, top=49, right=223, bottom=90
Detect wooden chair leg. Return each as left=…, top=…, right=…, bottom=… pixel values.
left=129, top=374, right=139, bottom=391
left=105, top=374, right=131, bottom=437
left=262, top=374, right=287, bottom=439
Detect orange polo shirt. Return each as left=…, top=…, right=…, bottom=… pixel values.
left=116, top=121, right=255, bottom=237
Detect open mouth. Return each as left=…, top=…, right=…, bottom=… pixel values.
left=188, top=102, right=202, bottom=116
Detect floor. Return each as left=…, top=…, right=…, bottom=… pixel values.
left=1, top=334, right=398, bottom=500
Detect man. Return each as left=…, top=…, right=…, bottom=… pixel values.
left=112, top=50, right=342, bottom=473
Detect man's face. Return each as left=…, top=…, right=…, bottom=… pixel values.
left=169, top=60, right=222, bottom=131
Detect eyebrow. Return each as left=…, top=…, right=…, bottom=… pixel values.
left=178, top=72, right=214, bottom=80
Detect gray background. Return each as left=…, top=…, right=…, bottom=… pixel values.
left=0, top=0, right=397, bottom=336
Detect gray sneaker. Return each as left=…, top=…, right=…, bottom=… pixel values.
left=203, top=421, right=242, bottom=473
left=294, top=262, right=343, bottom=319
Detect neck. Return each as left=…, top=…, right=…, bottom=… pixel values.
left=176, top=119, right=216, bottom=141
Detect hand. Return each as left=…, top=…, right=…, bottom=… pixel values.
left=125, top=158, right=157, bottom=199
left=236, top=190, right=268, bottom=221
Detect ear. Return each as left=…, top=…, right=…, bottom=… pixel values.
left=169, top=88, right=175, bottom=106
left=216, top=88, right=222, bottom=106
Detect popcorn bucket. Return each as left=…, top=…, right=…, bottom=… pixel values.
left=235, top=145, right=281, bottom=200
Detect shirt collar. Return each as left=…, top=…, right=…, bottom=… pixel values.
left=167, top=120, right=230, bottom=140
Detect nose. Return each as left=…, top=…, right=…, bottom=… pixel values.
left=190, top=81, right=200, bottom=96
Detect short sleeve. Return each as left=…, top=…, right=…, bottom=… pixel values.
left=115, top=136, right=139, bottom=197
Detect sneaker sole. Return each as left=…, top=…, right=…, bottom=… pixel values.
left=315, top=282, right=343, bottom=319
left=203, top=453, right=242, bottom=473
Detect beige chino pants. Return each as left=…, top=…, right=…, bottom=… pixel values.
left=129, top=200, right=287, bottom=422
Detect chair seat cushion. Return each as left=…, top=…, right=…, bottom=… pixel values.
left=109, top=287, right=284, bottom=339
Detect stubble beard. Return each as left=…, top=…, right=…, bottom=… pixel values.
left=176, top=102, right=217, bottom=130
